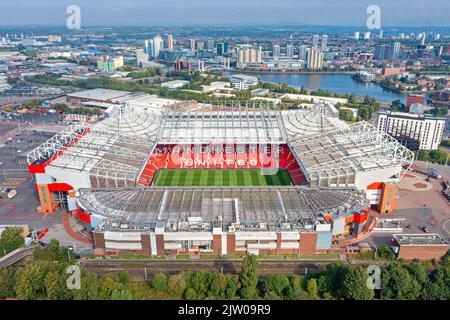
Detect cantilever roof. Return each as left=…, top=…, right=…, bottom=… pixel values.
left=27, top=123, right=155, bottom=184
left=77, top=186, right=368, bottom=231
left=289, top=121, right=415, bottom=184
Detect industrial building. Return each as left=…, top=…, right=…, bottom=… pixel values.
left=26, top=102, right=414, bottom=256
left=392, top=234, right=449, bottom=260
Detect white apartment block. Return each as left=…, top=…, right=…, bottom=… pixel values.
left=377, top=111, right=446, bottom=150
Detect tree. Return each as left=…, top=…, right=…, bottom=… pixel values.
left=421, top=268, right=450, bottom=300
left=0, top=227, right=24, bottom=256
left=15, top=262, right=48, bottom=299
left=0, top=268, right=16, bottom=299
left=317, top=263, right=350, bottom=298
left=75, top=271, right=101, bottom=300
left=167, top=273, right=187, bottom=296
left=263, top=274, right=290, bottom=297
left=224, top=274, right=240, bottom=299
left=99, top=276, right=118, bottom=300
left=381, top=262, right=421, bottom=300
left=406, top=262, right=428, bottom=286
left=238, top=254, right=260, bottom=299
left=306, top=278, right=319, bottom=299
left=44, top=270, right=67, bottom=300
left=184, top=288, right=197, bottom=300
left=189, top=271, right=210, bottom=295
left=151, top=273, right=168, bottom=292
left=343, top=267, right=374, bottom=300
left=208, top=273, right=225, bottom=298
left=110, top=289, right=133, bottom=300
left=339, top=108, right=355, bottom=122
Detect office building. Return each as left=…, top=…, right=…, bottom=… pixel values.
left=298, top=45, right=308, bottom=60
left=312, top=35, right=319, bottom=48
left=237, top=46, right=262, bottom=66
left=230, top=74, right=259, bottom=90
left=164, top=34, right=173, bottom=51
left=307, top=47, right=324, bottom=70
left=144, top=36, right=164, bottom=59
left=321, top=35, right=328, bottom=51
left=354, top=31, right=360, bottom=40
left=135, top=49, right=149, bottom=67
left=216, top=42, right=229, bottom=56
left=377, top=111, right=446, bottom=150
left=190, top=39, right=196, bottom=52
left=364, top=32, right=371, bottom=40
left=286, top=44, right=294, bottom=58
left=392, top=42, right=401, bottom=60
left=272, top=44, right=280, bottom=59
left=205, top=40, right=215, bottom=51
left=96, top=55, right=124, bottom=72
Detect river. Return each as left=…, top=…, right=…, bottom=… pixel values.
left=226, top=71, right=407, bottom=103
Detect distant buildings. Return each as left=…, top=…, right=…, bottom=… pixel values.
left=272, top=44, right=280, bottom=59
left=161, top=80, right=189, bottom=89
left=354, top=31, right=360, bottom=40
left=230, top=74, right=259, bottom=90
left=164, top=34, right=174, bottom=51
left=96, top=55, right=124, bottom=71
left=216, top=42, right=229, bottom=56
left=307, top=47, right=324, bottom=70
left=392, top=42, right=401, bottom=60
left=298, top=45, right=308, bottom=60
left=374, top=43, right=401, bottom=61
left=321, top=35, right=328, bottom=51
left=406, top=94, right=425, bottom=111
left=0, top=74, right=11, bottom=93
left=144, top=35, right=164, bottom=59
left=286, top=44, right=294, bottom=58
left=364, top=32, right=371, bottom=40
left=237, top=46, right=262, bottom=67
left=135, top=49, right=149, bottom=67
left=377, top=111, right=446, bottom=150
left=312, top=35, right=319, bottom=48
left=189, top=39, right=196, bottom=52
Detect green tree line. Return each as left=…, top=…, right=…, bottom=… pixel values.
left=1, top=249, right=449, bottom=300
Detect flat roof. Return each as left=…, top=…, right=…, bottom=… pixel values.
left=394, top=233, right=449, bottom=246
left=67, top=88, right=131, bottom=101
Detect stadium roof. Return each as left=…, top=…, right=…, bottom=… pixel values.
left=77, top=186, right=368, bottom=232
left=289, top=121, right=415, bottom=186
left=27, top=123, right=155, bottom=185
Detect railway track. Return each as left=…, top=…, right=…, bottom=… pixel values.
left=80, top=259, right=343, bottom=278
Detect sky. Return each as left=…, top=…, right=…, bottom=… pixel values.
left=0, top=0, right=449, bottom=27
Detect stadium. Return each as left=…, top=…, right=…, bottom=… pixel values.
left=27, top=101, right=414, bottom=256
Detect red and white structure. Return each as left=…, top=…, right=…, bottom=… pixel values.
left=27, top=102, right=414, bottom=256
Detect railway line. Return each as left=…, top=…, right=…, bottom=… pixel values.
left=80, top=259, right=346, bottom=279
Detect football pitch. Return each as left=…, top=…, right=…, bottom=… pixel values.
left=152, top=169, right=293, bottom=187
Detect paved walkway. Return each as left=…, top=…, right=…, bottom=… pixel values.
left=62, top=212, right=93, bottom=244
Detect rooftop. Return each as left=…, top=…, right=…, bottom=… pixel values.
left=394, top=233, right=449, bottom=246
left=67, top=88, right=131, bottom=101
left=77, top=186, right=368, bottom=232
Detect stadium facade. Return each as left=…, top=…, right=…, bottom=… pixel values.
left=27, top=102, right=414, bottom=256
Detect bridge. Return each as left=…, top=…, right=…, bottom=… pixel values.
left=0, top=247, right=34, bottom=269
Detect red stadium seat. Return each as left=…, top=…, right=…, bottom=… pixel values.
left=137, top=143, right=307, bottom=186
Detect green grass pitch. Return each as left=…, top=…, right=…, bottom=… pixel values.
left=151, top=169, right=293, bottom=187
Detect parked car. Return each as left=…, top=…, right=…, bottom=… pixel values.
left=421, top=226, right=430, bottom=233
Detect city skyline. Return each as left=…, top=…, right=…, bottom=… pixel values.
left=1, top=0, right=450, bottom=27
